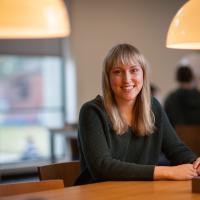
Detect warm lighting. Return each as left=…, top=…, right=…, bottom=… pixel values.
left=166, top=0, right=200, bottom=49
left=0, top=0, right=70, bottom=39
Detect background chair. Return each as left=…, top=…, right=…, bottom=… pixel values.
left=38, top=161, right=80, bottom=187
left=175, top=125, right=200, bottom=156
left=69, top=138, right=79, bottom=160
left=0, top=179, right=64, bottom=197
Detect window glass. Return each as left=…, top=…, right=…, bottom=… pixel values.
left=0, top=55, right=64, bottom=164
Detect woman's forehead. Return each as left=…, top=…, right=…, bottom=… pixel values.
left=114, top=57, right=140, bottom=67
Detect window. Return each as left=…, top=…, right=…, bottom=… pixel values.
left=0, top=55, right=66, bottom=164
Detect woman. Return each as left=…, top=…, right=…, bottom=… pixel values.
left=76, top=44, right=200, bottom=185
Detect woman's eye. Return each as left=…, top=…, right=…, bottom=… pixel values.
left=130, top=68, right=138, bottom=73
left=113, top=70, right=121, bottom=75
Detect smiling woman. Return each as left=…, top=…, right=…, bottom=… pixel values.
left=75, top=43, right=200, bottom=185
left=102, top=44, right=153, bottom=135
left=109, top=64, right=143, bottom=108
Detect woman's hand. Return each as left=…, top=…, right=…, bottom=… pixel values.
left=169, top=164, right=198, bottom=180
left=193, top=157, right=200, bottom=175
left=154, top=164, right=198, bottom=180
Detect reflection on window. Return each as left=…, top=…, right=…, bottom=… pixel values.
left=0, top=55, right=65, bottom=164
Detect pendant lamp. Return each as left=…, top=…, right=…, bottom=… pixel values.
left=166, top=0, right=200, bottom=49
left=0, top=0, right=70, bottom=39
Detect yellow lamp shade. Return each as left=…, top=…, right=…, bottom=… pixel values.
left=166, top=0, right=200, bottom=49
left=0, top=0, right=70, bottom=39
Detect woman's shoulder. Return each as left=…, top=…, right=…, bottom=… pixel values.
left=79, top=95, right=111, bottom=125
left=151, top=96, right=161, bottom=107
left=80, top=95, right=105, bottom=114
left=151, top=96, right=163, bottom=116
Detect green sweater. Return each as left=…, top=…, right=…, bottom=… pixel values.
left=76, top=95, right=197, bottom=185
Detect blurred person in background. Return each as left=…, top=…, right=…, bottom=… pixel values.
left=21, top=136, right=40, bottom=160
left=164, top=65, right=200, bottom=127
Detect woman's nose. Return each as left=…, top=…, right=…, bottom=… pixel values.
left=123, top=72, right=131, bottom=82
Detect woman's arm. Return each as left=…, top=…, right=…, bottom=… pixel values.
left=153, top=98, right=198, bottom=165
left=154, top=165, right=198, bottom=180
left=152, top=98, right=199, bottom=180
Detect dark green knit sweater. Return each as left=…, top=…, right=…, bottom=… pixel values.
left=76, top=95, right=197, bottom=185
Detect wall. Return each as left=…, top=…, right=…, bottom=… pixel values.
left=70, top=0, right=194, bottom=112
left=0, top=38, right=62, bottom=56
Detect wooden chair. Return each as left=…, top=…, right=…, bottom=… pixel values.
left=175, top=125, right=200, bottom=156
left=69, top=138, right=79, bottom=160
left=0, top=179, right=64, bottom=197
left=38, top=161, right=80, bottom=187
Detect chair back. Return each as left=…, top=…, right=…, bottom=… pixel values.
left=38, top=161, right=80, bottom=187
left=175, top=125, right=200, bottom=156
left=0, top=179, right=64, bottom=197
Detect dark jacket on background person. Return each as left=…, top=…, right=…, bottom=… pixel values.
left=164, top=88, right=200, bottom=127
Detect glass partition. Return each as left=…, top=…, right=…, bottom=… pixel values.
left=0, top=55, right=65, bottom=165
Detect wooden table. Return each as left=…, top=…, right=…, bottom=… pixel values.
left=1, top=181, right=200, bottom=200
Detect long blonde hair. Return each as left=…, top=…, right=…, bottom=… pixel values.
left=102, top=44, right=155, bottom=136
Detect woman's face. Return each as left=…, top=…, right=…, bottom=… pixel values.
left=109, top=64, right=143, bottom=105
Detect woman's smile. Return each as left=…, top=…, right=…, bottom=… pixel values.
left=109, top=64, right=143, bottom=104
left=121, top=84, right=135, bottom=91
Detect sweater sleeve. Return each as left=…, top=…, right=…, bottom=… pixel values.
left=78, top=103, right=155, bottom=182
left=155, top=99, right=198, bottom=165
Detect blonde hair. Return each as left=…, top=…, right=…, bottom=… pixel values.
left=102, top=43, right=155, bottom=136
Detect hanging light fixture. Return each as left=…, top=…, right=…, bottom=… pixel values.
left=166, top=0, right=200, bottom=49
left=0, top=0, right=70, bottom=39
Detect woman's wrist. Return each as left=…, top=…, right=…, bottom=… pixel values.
left=153, top=166, right=171, bottom=180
